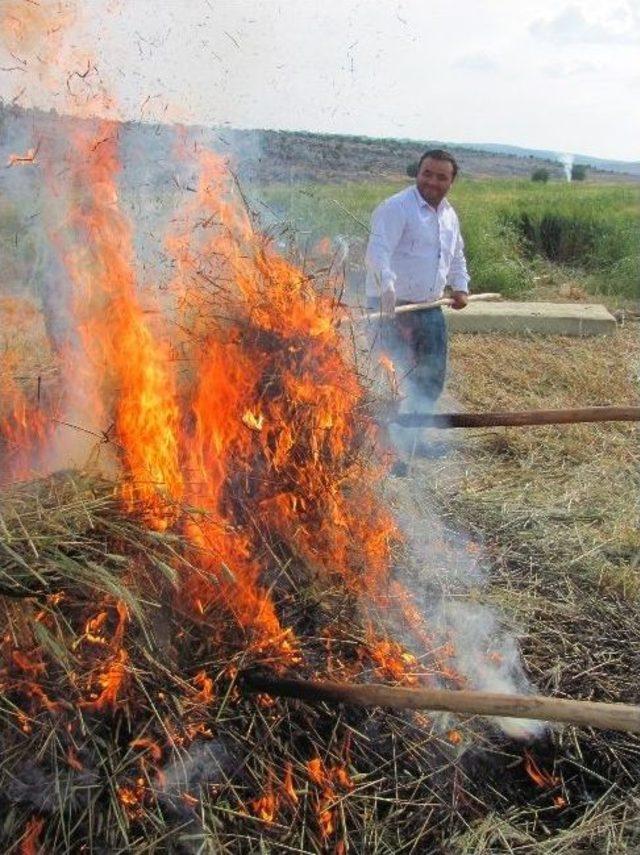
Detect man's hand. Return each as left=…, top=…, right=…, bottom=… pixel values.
left=381, top=287, right=396, bottom=316
left=450, top=290, right=469, bottom=310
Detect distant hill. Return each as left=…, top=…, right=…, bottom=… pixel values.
left=224, top=129, right=640, bottom=184
left=465, top=143, right=640, bottom=177
left=1, top=103, right=638, bottom=186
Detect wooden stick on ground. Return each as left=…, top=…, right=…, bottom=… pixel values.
left=241, top=672, right=640, bottom=734
left=389, top=406, right=640, bottom=429
left=351, top=292, right=503, bottom=325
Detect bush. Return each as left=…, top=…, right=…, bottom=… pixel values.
left=531, top=168, right=549, bottom=183
left=451, top=207, right=531, bottom=297
left=571, top=164, right=588, bottom=181
left=499, top=185, right=639, bottom=297
left=508, top=212, right=599, bottom=264
left=406, top=162, right=418, bottom=178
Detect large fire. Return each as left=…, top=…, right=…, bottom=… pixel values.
left=0, top=0, right=400, bottom=634
left=0, top=115, right=466, bottom=837
left=0, top=2, right=544, bottom=848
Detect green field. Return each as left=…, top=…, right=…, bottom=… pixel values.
left=260, top=179, right=640, bottom=301
left=2, top=177, right=637, bottom=304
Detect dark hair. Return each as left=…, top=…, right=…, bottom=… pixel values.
left=417, top=149, right=459, bottom=178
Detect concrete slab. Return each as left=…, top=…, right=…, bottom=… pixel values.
left=445, top=301, right=617, bottom=336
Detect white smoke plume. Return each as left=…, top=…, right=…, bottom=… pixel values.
left=558, top=152, right=574, bottom=182
left=368, top=325, right=544, bottom=741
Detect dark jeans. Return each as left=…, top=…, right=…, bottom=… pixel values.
left=369, top=300, right=448, bottom=405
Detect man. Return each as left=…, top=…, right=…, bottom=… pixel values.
left=365, top=149, right=469, bottom=407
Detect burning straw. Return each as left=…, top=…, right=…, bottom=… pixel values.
left=0, top=128, right=495, bottom=850
left=1, top=156, right=637, bottom=850
left=0, top=467, right=572, bottom=853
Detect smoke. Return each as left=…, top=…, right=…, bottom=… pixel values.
left=369, top=323, right=544, bottom=741
left=558, top=152, right=574, bottom=182
left=0, top=737, right=237, bottom=851
left=0, top=111, right=97, bottom=473
left=390, top=485, right=543, bottom=741
left=2, top=100, right=542, bottom=740
left=331, top=234, right=350, bottom=271
left=159, top=739, right=235, bottom=797
left=2, top=752, right=100, bottom=813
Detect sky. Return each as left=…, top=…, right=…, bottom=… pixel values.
left=2, top=0, right=639, bottom=161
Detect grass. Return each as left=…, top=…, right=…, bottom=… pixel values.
left=259, top=178, right=640, bottom=302
left=491, top=183, right=640, bottom=299
left=443, top=327, right=640, bottom=598
left=387, top=326, right=640, bottom=851
left=3, top=454, right=639, bottom=853
left=3, top=175, right=637, bottom=305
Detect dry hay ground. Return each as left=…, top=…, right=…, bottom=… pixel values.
left=389, top=326, right=640, bottom=851
left=1, top=292, right=639, bottom=852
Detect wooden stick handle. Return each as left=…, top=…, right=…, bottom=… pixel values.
left=241, top=672, right=640, bottom=733
left=354, top=292, right=502, bottom=324
left=391, top=406, right=640, bottom=429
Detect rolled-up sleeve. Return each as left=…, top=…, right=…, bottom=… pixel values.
left=365, top=200, right=406, bottom=294
left=446, top=227, right=470, bottom=293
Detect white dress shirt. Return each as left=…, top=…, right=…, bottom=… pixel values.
left=365, top=185, right=470, bottom=302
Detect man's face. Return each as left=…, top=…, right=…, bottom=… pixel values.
left=416, top=157, right=455, bottom=207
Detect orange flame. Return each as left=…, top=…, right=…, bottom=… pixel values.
left=367, top=630, right=420, bottom=685
left=193, top=670, right=215, bottom=704
left=130, top=738, right=163, bottom=763
left=306, top=755, right=353, bottom=839
left=117, top=780, right=146, bottom=818
left=523, top=750, right=560, bottom=788
left=283, top=762, right=299, bottom=806
left=523, top=750, right=566, bottom=807
left=83, top=648, right=128, bottom=711
left=378, top=352, right=400, bottom=399
left=0, top=0, right=480, bottom=751
left=251, top=774, right=279, bottom=823
left=57, top=125, right=183, bottom=528
left=19, top=816, right=44, bottom=855
left=0, top=372, right=49, bottom=484
left=84, top=611, right=109, bottom=645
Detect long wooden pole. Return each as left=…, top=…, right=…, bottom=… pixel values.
left=390, top=406, right=640, bottom=429
left=346, top=292, right=503, bottom=325
left=241, top=672, right=640, bottom=734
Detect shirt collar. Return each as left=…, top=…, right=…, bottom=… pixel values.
left=412, top=185, right=450, bottom=213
